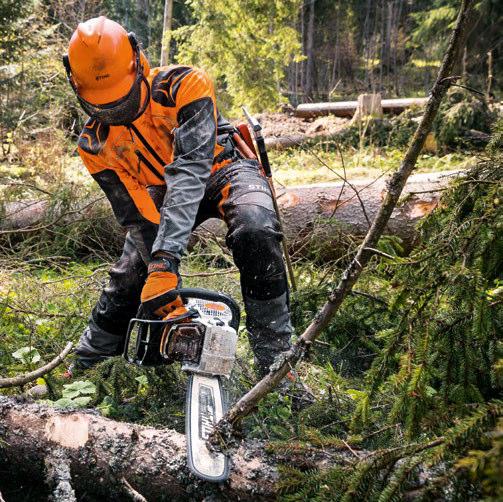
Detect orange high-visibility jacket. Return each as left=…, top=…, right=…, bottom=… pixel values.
left=77, top=65, right=230, bottom=262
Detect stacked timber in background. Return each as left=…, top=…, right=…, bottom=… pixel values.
left=264, top=94, right=428, bottom=150
left=295, top=95, right=428, bottom=119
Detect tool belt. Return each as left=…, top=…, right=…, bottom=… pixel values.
left=213, top=123, right=258, bottom=166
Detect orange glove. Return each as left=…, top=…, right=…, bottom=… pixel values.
left=140, top=256, right=185, bottom=318
left=164, top=305, right=190, bottom=320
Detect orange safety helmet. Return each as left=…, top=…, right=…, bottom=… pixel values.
left=63, top=16, right=151, bottom=125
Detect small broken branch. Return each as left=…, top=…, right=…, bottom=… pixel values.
left=120, top=477, right=148, bottom=502
left=362, top=247, right=397, bottom=260
left=213, top=0, right=474, bottom=435
left=0, top=342, right=73, bottom=388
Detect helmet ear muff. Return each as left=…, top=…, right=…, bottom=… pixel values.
left=127, top=32, right=148, bottom=76
left=128, top=32, right=139, bottom=52
left=62, top=54, right=71, bottom=76
left=62, top=53, right=81, bottom=95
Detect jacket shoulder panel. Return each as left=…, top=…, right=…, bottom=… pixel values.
left=78, top=119, right=110, bottom=155
left=151, top=66, right=193, bottom=108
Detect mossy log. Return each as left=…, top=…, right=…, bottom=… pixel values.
left=0, top=171, right=459, bottom=259
left=0, top=396, right=348, bottom=501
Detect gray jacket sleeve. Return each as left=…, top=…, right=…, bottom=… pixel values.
left=151, top=97, right=216, bottom=259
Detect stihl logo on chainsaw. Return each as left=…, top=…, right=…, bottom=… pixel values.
left=198, top=384, right=216, bottom=440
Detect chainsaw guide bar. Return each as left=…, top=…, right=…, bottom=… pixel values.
left=186, top=374, right=229, bottom=482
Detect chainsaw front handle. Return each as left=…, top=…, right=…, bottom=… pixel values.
left=177, top=288, right=240, bottom=331
left=136, top=288, right=240, bottom=330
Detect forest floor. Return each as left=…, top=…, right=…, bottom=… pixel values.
left=256, top=111, right=349, bottom=139
left=0, top=111, right=500, bottom=500
left=228, top=111, right=477, bottom=185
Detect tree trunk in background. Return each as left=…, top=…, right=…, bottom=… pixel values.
left=160, top=0, right=174, bottom=66
left=486, top=50, right=493, bottom=100
left=362, top=0, right=373, bottom=90
left=393, top=0, right=404, bottom=94
left=462, top=45, right=468, bottom=83
left=303, top=0, right=316, bottom=100
left=384, top=1, right=393, bottom=76
left=329, top=3, right=340, bottom=97
left=136, top=0, right=150, bottom=47
left=299, top=0, right=305, bottom=101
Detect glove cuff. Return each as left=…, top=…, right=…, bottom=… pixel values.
left=148, top=255, right=179, bottom=275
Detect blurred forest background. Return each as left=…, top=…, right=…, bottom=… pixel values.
left=0, top=1, right=502, bottom=501
left=1, top=0, right=502, bottom=132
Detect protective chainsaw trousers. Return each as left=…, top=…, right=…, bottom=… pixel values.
left=75, top=159, right=293, bottom=375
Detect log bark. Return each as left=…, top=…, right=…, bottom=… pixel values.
left=0, top=171, right=459, bottom=260
left=275, top=170, right=458, bottom=254
left=0, top=397, right=349, bottom=501
left=295, top=97, right=428, bottom=118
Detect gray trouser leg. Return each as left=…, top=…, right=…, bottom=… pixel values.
left=75, top=232, right=148, bottom=367
left=217, top=165, right=294, bottom=377
left=244, top=293, right=293, bottom=377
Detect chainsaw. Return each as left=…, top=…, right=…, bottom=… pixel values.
left=123, top=288, right=240, bottom=483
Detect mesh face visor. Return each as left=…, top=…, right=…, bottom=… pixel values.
left=63, top=33, right=150, bottom=126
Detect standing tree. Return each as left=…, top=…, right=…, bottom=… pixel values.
left=160, top=0, right=173, bottom=66
left=172, top=0, right=302, bottom=113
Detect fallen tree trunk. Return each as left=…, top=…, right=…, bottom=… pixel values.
left=295, top=97, right=429, bottom=119
left=1, top=171, right=459, bottom=259
left=275, top=170, right=458, bottom=254
left=0, top=396, right=350, bottom=501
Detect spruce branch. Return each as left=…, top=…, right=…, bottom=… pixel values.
left=210, top=0, right=476, bottom=440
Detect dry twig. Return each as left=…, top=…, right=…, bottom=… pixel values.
left=121, top=478, right=148, bottom=502
left=0, top=342, right=73, bottom=388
